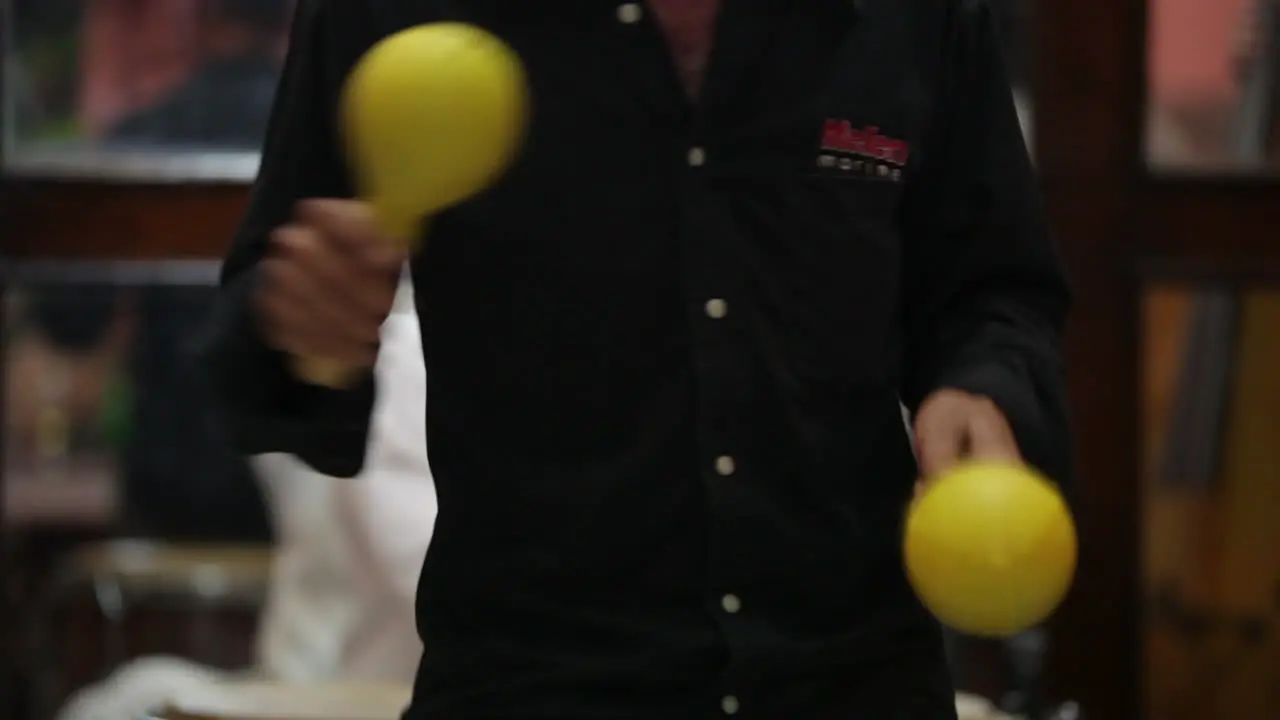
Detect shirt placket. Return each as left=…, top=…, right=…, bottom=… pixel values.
left=616, top=2, right=755, bottom=715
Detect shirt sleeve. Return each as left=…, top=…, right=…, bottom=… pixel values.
left=197, top=0, right=376, bottom=478
left=899, top=0, right=1072, bottom=486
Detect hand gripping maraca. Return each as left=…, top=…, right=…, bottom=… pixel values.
left=295, top=23, right=528, bottom=388
left=904, top=461, right=1077, bottom=638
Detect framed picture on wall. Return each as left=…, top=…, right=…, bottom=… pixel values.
left=3, top=0, right=294, bottom=181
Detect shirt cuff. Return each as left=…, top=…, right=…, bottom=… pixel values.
left=935, top=358, right=1056, bottom=481
left=197, top=269, right=376, bottom=478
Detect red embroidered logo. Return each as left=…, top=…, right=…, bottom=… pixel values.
left=817, top=119, right=910, bottom=180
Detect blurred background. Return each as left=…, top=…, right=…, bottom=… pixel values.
left=1, top=1, right=1278, bottom=720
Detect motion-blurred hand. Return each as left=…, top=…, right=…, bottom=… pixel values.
left=913, top=388, right=1021, bottom=495
left=255, top=199, right=404, bottom=371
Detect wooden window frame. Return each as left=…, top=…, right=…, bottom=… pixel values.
left=1036, top=3, right=1279, bottom=719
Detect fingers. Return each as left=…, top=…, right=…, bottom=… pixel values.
left=271, top=225, right=395, bottom=319
left=257, top=255, right=379, bottom=366
left=912, top=391, right=1022, bottom=493
left=295, top=199, right=406, bottom=268
left=964, top=400, right=1020, bottom=462
left=914, top=409, right=965, bottom=481
left=253, top=199, right=406, bottom=367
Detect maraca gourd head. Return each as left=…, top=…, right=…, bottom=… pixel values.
left=904, top=461, right=1077, bottom=638
left=341, top=23, right=528, bottom=241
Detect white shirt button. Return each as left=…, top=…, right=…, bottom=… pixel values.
left=715, top=455, right=735, bottom=476
left=687, top=146, right=706, bottom=167
left=721, top=695, right=740, bottom=715
left=721, top=594, right=742, bottom=614
left=616, top=3, right=643, bottom=23
left=704, top=298, right=727, bottom=319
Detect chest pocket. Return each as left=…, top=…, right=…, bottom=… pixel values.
left=713, top=7, right=931, bottom=229
left=737, top=24, right=933, bottom=383
left=809, top=3, right=933, bottom=209
left=802, top=55, right=931, bottom=223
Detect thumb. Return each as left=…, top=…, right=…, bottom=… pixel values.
left=914, top=413, right=965, bottom=480
left=965, top=410, right=1020, bottom=463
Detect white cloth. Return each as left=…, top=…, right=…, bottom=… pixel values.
left=58, top=281, right=435, bottom=720
left=256, top=281, right=433, bottom=683
left=332, top=293, right=435, bottom=679
left=250, top=456, right=362, bottom=682
left=56, top=657, right=227, bottom=720
left=954, top=692, right=1013, bottom=720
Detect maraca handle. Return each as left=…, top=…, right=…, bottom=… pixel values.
left=292, top=354, right=366, bottom=389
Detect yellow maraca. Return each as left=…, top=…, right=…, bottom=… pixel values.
left=904, top=460, right=1077, bottom=637
left=297, top=23, right=528, bottom=387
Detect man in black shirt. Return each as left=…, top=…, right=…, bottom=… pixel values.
left=202, top=1, right=1071, bottom=718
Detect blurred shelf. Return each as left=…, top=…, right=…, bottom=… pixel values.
left=3, top=146, right=261, bottom=184
left=0, top=178, right=250, bottom=260
left=4, top=459, right=118, bottom=529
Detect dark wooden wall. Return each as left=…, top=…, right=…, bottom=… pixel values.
left=1034, top=2, right=1280, bottom=720
left=1032, top=1, right=1145, bottom=717
left=1, top=182, right=249, bottom=259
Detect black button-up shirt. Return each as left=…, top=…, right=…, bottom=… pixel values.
left=202, top=1, right=1071, bottom=718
